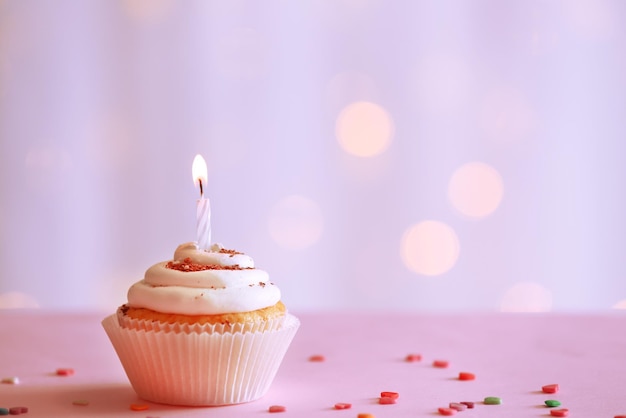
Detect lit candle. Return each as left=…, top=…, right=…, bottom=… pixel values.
left=192, top=154, right=211, bottom=250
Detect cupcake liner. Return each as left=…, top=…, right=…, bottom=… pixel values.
left=116, top=310, right=285, bottom=334
left=102, top=313, right=299, bottom=406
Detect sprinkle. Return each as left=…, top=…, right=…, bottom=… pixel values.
left=378, top=397, right=396, bottom=405
left=545, top=400, right=561, bottom=407
left=357, top=414, right=375, bottom=418
left=405, top=354, right=422, bottom=362
left=56, top=368, right=75, bottom=376
left=380, top=391, right=399, bottom=400
left=0, top=409, right=8, bottom=416
left=542, top=384, right=559, bottom=394
left=334, top=403, right=351, bottom=410
left=438, top=407, right=457, bottom=416
left=460, top=401, right=475, bottom=409
left=308, top=355, right=325, bottom=362
left=433, top=360, right=449, bottom=368
left=449, top=402, right=467, bottom=411
left=8, top=407, right=28, bottom=415
left=550, top=409, right=569, bottom=417
left=72, top=400, right=89, bottom=406
left=614, top=416, right=626, bottom=418
left=269, top=405, right=286, bottom=413
left=458, top=372, right=475, bottom=381
left=1, top=377, right=19, bottom=385
left=484, top=396, right=502, bottom=405
left=130, top=404, right=149, bottom=411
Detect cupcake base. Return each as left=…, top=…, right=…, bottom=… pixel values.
left=102, top=313, right=299, bottom=406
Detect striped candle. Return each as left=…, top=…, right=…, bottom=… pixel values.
left=192, top=155, right=211, bottom=250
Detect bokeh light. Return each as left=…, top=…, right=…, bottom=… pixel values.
left=335, top=101, right=394, bottom=157
left=401, top=221, right=460, bottom=276
left=122, top=0, right=174, bottom=23
left=0, top=292, right=40, bottom=309
left=268, top=195, right=324, bottom=250
left=500, top=282, right=552, bottom=312
left=448, top=162, right=504, bottom=219
left=612, top=300, right=626, bottom=309
left=479, top=86, right=536, bottom=143
left=566, top=0, right=615, bottom=40
left=413, top=54, right=472, bottom=111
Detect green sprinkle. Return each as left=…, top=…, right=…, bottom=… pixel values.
left=545, top=400, right=561, bottom=407
left=0, top=408, right=8, bottom=416
left=484, top=396, right=502, bottom=405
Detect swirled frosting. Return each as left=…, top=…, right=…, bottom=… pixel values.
left=127, top=242, right=281, bottom=315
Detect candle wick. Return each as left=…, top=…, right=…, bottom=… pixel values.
left=198, top=178, right=204, bottom=197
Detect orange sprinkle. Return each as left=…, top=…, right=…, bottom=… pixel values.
left=129, top=404, right=149, bottom=411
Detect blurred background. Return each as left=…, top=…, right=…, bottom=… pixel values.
left=1, top=0, right=625, bottom=313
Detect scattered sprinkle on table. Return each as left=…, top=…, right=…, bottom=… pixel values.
left=545, top=400, right=561, bottom=407
left=438, top=407, right=457, bottom=415
left=1, top=377, right=19, bottom=385
left=56, top=368, right=75, bottom=376
left=542, top=384, right=559, bottom=394
left=449, top=402, right=467, bottom=411
left=357, top=414, right=375, bottom=418
left=380, top=391, right=399, bottom=400
left=460, top=401, right=475, bottom=409
left=308, top=355, right=325, bottom=362
left=550, top=408, right=569, bottom=417
left=8, top=407, right=28, bottom=415
left=614, top=415, right=626, bottom=418
left=268, top=405, right=286, bottom=413
left=130, top=404, right=149, bottom=411
left=433, top=360, right=449, bottom=368
left=72, top=400, right=89, bottom=406
left=484, top=396, right=502, bottom=405
left=458, top=372, right=475, bottom=381
left=333, top=403, right=351, bottom=410
left=0, top=409, right=8, bottom=416
left=378, top=397, right=396, bottom=405
left=405, top=353, right=422, bottom=362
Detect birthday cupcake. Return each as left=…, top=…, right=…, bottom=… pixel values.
left=102, top=241, right=299, bottom=406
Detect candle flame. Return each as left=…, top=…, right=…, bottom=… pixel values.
left=192, top=154, right=208, bottom=197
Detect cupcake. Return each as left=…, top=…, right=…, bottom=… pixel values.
left=102, top=241, right=299, bottom=406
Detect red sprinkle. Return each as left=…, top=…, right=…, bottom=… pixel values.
left=334, top=403, right=352, bottom=410
left=56, top=368, right=75, bottom=376
left=542, top=384, right=559, bottom=394
left=8, top=407, right=28, bottom=415
left=614, top=416, right=626, bottom=418
left=129, top=404, right=149, bottom=411
left=308, top=355, right=325, bottom=362
left=449, top=402, right=467, bottom=411
left=379, top=397, right=397, bottom=405
left=380, top=391, right=399, bottom=400
left=433, top=360, right=449, bottom=368
left=269, top=405, right=286, bottom=413
left=458, top=372, right=475, bottom=381
left=405, top=354, right=422, bottom=362
left=550, top=409, right=569, bottom=417
left=460, top=401, right=475, bottom=409
left=438, top=407, right=457, bottom=416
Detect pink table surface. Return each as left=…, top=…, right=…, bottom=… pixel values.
left=0, top=311, right=625, bottom=418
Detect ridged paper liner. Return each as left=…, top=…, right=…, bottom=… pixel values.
left=116, top=309, right=285, bottom=334
left=102, top=313, right=299, bottom=406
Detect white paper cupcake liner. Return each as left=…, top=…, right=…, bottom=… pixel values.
left=102, top=313, right=299, bottom=406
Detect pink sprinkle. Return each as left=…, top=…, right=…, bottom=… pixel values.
left=460, top=401, right=475, bottom=409
left=334, top=403, right=351, bottom=410
left=449, top=402, right=467, bottom=411
left=56, top=368, right=75, bottom=376
left=550, top=409, right=569, bottom=417
left=380, top=391, right=399, bottom=400
left=308, top=355, right=325, bottom=362
left=269, top=405, right=286, bottom=413
left=438, top=407, right=457, bottom=416
left=9, top=406, right=28, bottom=415
left=405, top=354, right=422, bottom=362
left=433, top=360, right=449, bottom=368
left=379, top=397, right=397, bottom=405
left=542, top=384, right=559, bottom=394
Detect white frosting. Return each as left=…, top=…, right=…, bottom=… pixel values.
left=127, top=242, right=281, bottom=315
